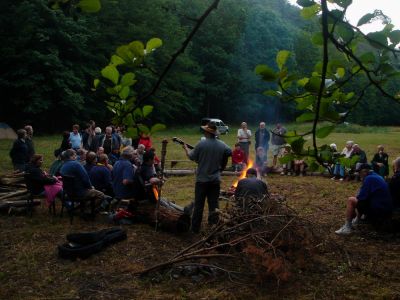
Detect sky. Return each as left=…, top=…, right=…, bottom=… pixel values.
left=288, top=0, right=400, bottom=33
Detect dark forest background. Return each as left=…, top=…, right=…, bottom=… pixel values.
left=1, top=0, right=400, bottom=132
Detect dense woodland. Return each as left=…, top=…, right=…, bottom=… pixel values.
left=1, top=0, right=400, bottom=132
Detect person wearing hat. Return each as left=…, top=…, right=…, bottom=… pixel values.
left=335, top=163, right=393, bottom=235
left=183, top=122, right=232, bottom=233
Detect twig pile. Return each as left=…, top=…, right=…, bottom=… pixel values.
left=138, top=194, right=319, bottom=284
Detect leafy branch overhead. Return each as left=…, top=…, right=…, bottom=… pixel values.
left=49, top=0, right=101, bottom=13
left=255, top=0, right=400, bottom=171
left=95, top=38, right=166, bottom=138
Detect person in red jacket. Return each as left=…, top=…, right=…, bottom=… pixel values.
left=139, top=133, right=152, bottom=151
left=232, top=143, right=246, bottom=171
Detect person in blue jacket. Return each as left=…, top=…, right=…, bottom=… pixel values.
left=335, top=163, right=393, bottom=235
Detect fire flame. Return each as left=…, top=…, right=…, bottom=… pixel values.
left=232, top=159, right=253, bottom=188
left=152, top=185, right=159, bottom=201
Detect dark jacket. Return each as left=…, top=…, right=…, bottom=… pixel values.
left=351, top=150, right=367, bottom=163
left=9, top=138, right=29, bottom=164
left=26, top=137, right=35, bottom=159
left=235, top=177, right=268, bottom=199
left=25, top=163, right=56, bottom=195
left=389, top=171, right=400, bottom=208
left=255, top=128, right=270, bottom=150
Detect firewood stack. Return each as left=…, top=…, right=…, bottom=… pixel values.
left=138, top=194, right=319, bottom=284
left=0, top=173, right=40, bottom=212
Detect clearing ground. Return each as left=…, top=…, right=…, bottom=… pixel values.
left=0, top=125, right=399, bottom=298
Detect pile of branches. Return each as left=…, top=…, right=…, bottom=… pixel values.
left=0, top=173, right=38, bottom=212
left=137, top=194, right=320, bottom=284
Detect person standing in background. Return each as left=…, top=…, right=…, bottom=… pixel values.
left=24, top=125, right=35, bottom=160
left=270, top=123, right=287, bottom=169
left=237, top=122, right=251, bottom=164
left=255, top=122, right=270, bottom=156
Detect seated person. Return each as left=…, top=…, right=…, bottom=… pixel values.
left=76, top=149, right=87, bottom=165
left=89, top=154, right=113, bottom=197
left=48, top=152, right=65, bottom=177
left=335, top=164, right=393, bottom=235
left=232, top=143, right=246, bottom=171
left=234, top=168, right=268, bottom=200
left=60, top=149, right=107, bottom=213
left=294, top=159, right=307, bottom=176
left=371, top=145, right=389, bottom=177
left=136, top=144, right=146, bottom=165
left=25, top=154, right=63, bottom=205
left=332, top=141, right=354, bottom=181
left=351, top=144, right=367, bottom=171
left=255, top=146, right=268, bottom=177
left=84, top=151, right=97, bottom=174
left=132, top=151, right=162, bottom=203
left=389, top=157, right=400, bottom=209
left=280, top=144, right=293, bottom=175
left=112, top=146, right=136, bottom=200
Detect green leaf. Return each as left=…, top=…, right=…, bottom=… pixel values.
left=126, top=127, right=138, bottom=139
left=150, top=123, right=167, bottom=134
left=142, top=105, right=153, bottom=117
left=297, top=77, right=309, bottom=87
left=138, top=124, right=150, bottom=134
left=77, top=0, right=101, bottom=13
left=357, top=13, right=375, bottom=26
left=388, top=30, right=400, bottom=45
left=304, top=76, right=321, bottom=93
left=335, top=67, right=345, bottom=78
left=111, top=55, right=125, bottom=66
left=255, top=65, right=277, bottom=81
left=296, top=0, right=315, bottom=7
left=316, top=125, right=335, bottom=138
left=359, top=52, right=376, bottom=64
left=367, top=31, right=388, bottom=48
left=101, top=65, right=119, bottom=85
left=93, top=79, right=100, bottom=89
left=276, top=50, right=291, bottom=70
left=311, top=32, right=324, bottom=45
left=279, top=154, right=295, bottom=164
left=300, top=4, right=320, bottom=19
left=145, top=38, right=162, bottom=53
left=290, top=137, right=306, bottom=153
left=296, top=96, right=315, bottom=110
left=118, top=86, right=130, bottom=99
left=120, top=73, right=136, bottom=86
left=133, top=108, right=143, bottom=119
left=296, top=112, right=315, bottom=122
left=128, top=41, right=145, bottom=57
left=336, top=23, right=354, bottom=43
left=263, top=90, right=281, bottom=97
left=333, top=0, right=352, bottom=8
left=116, top=45, right=134, bottom=63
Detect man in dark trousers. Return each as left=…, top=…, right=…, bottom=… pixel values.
left=184, top=122, right=232, bottom=233
left=255, top=122, right=270, bottom=155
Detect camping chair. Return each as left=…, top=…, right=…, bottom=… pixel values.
left=60, top=175, right=95, bottom=224
left=24, top=173, right=55, bottom=216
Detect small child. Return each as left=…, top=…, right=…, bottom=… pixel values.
left=255, top=147, right=268, bottom=177
left=281, top=144, right=293, bottom=175
left=232, top=143, right=246, bottom=171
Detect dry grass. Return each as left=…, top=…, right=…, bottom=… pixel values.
left=1, top=126, right=400, bottom=298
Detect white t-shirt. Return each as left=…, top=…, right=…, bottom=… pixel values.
left=237, top=128, right=252, bottom=143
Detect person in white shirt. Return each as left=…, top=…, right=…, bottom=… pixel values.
left=237, top=122, right=251, bottom=163
left=331, top=140, right=354, bottom=181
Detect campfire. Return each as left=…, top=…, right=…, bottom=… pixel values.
left=228, top=159, right=254, bottom=195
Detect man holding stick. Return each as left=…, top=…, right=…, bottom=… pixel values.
left=183, top=122, right=232, bottom=233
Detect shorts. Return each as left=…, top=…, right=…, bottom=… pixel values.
left=271, top=144, right=283, bottom=156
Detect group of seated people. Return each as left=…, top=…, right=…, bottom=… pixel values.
left=25, top=137, right=162, bottom=217
left=330, top=142, right=389, bottom=181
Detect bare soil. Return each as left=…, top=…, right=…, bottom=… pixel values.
left=1, top=175, right=399, bottom=299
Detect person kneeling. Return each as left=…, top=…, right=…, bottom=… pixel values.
left=335, top=164, right=393, bottom=235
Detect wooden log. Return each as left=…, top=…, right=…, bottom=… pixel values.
left=0, top=199, right=41, bottom=210
left=0, top=190, right=28, bottom=200
left=133, top=199, right=190, bottom=233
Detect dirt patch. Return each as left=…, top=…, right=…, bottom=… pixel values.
left=0, top=175, right=399, bottom=299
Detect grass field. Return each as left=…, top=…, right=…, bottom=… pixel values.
left=0, top=125, right=400, bottom=299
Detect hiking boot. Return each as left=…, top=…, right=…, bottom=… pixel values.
left=335, top=224, right=353, bottom=235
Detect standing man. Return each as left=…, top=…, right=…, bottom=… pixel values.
left=255, top=122, right=270, bottom=155
left=9, top=129, right=29, bottom=172
left=70, top=124, right=82, bottom=151
left=237, top=122, right=251, bottom=163
left=270, top=123, right=287, bottom=169
left=184, top=122, right=232, bottom=233
left=24, top=125, right=35, bottom=159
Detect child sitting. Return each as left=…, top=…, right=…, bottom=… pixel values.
left=232, top=143, right=246, bottom=171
